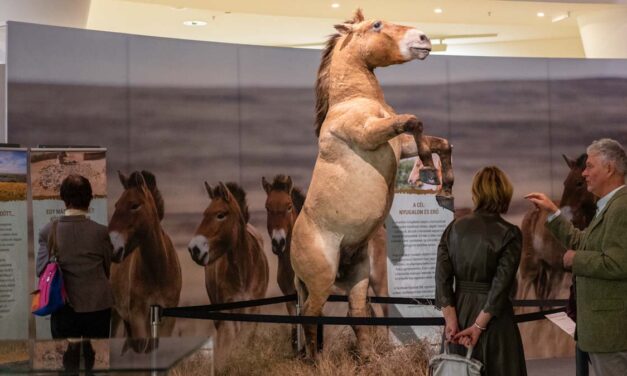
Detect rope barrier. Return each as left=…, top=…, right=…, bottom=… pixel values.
left=160, top=294, right=567, bottom=327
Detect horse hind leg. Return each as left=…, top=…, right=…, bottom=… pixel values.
left=411, top=127, right=439, bottom=186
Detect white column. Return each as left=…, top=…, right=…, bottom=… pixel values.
left=577, top=8, right=627, bottom=58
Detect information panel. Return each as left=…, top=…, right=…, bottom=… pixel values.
left=30, top=148, right=107, bottom=338
left=0, top=148, right=29, bottom=339
left=387, top=156, right=454, bottom=344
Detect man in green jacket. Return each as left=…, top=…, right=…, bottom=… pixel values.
left=526, top=138, right=627, bottom=376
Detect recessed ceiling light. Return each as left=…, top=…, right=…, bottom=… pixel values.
left=537, top=12, right=545, bottom=17
left=434, top=8, right=443, bottom=14
left=183, top=20, right=207, bottom=27
left=331, top=3, right=340, bottom=8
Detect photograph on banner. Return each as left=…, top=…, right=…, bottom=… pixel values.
left=0, top=148, right=29, bottom=339
left=387, top=155, right=454, bottom=345
left=29, top=148, right=108, bottom=339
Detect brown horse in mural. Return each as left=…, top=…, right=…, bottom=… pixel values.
left=187, top=182, right=269, bottom=349
left=291, top=9, right=452, bottom=357
left=109, top=171, right=182, bottom=339
left=517, top=154, right=596, bottom=358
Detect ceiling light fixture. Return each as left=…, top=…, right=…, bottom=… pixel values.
left=183, top=20, right=207, bottom=27
left=552, top=11, right=571, bottom=23
left=537, top=12, right=545, bottom=17
left=331, top=3, right=340, bottom=8
left=434, top=8, right=443, bottom=14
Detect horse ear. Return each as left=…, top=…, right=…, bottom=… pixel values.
left=334, top=23, right=353, bottom=34
left=218, top=182, right=232, bottom=202
left=118, top=171, right=129, bottom=189
left=140, top=170, right=158, bottom=191
left=204, top=182, right=214, bottom=199
left=562, top=154, right=575, bottom=169
left=286, top=176, right=293, bottom=194
left=352, top=8, right=365, bottom=23
left=133, top=171, right=147, bottom=189
left=262, top=176, right=272, bottom=194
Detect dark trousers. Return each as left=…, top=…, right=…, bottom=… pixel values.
left=576, top=343, right=590, bottom=376
left=51, top=305, right=111, bottom=339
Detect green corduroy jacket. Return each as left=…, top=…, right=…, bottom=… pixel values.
left=547, top=186, right=627, bottom=353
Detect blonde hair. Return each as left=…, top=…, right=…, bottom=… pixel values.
left=471, top=166, right=513, bottom=214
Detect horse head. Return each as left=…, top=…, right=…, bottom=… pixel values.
left=332, top=9, right=431, bottom=67
left=109, top=170, right=164, bottom=262
left=188, top=181, right=249, bottom=266
left=560, top=154, right=597, bottom=230
left=262, top=175, right=305, bottom=256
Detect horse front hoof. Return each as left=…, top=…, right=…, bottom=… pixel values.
left=436, top=195, right=454, bottom=212
left=419, top=168, right=440, bottom=185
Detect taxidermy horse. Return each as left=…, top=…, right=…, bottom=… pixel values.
left=187, top=182, right=269, bottom=347
left=517, top=154, right=596, bottom=357
left=109, top=171, right=182, bottom=339
left=263, top=174, right=390, bottom=350
left=408, top=154, right=442, bottom=190
left=291, top=9, right=453, bottom=357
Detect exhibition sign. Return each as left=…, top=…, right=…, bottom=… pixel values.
left=30, top=148, right=108, bottom=338
left=0, top=148, right=29, bottom=339
left=386, top=156, right=454, bottom=344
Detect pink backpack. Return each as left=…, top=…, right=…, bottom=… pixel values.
left=31, top=221, right=68, bottom=316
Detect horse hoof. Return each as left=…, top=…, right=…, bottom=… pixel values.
left=419, top=168, right=440, bottom=185
left=436, top=195, right=454, bottom=212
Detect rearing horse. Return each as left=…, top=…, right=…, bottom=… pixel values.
left=291, top=10, right=451, bottom=357
left=109, top=171, right=182, bottom=339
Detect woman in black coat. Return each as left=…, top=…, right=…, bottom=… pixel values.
left=435, top=166, right=527, bottom=376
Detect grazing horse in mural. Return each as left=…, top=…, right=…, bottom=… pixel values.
left=291, top=9, right=453, bottom=357
left=187, top=182, right=269, bottom=349
left=109, top=171, right=182, bottom=339
left=517, top=154, right=596, bottom=358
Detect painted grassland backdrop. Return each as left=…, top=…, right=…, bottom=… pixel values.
left=6, top=22, right=627, bottom=358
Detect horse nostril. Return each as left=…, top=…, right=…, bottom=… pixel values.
left=420, top=34, right=429, bottom=42
left=189, top=246, right=200, bottom=258
left=279, top=239, right=286, bottom=248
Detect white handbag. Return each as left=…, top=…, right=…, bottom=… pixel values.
left=429, top=343, right=483, bottom=376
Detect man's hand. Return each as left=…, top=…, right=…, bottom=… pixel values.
left=563, top=250, right=576, bottom=270
left=525, top=192, right=559, bottom=213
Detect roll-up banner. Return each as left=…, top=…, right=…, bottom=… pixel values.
left=0, top=147, right=29, bottom=339
left=386, top=156, right=454, bottom=344
left=30, top=147, right=107, bottom=338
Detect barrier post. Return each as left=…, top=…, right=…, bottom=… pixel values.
left=150, top=305, right=161, bottom=339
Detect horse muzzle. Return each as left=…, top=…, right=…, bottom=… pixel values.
left=109, top=231, right=126, bottom=262
left=271, top=238, right=286, bottom=255
left=188, top=235, right=211, bottom=266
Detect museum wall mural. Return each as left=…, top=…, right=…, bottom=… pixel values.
left=5, top=21, right=627, bottom=359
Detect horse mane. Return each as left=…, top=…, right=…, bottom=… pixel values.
left=574, top=153, right=587, bottom=169
left=314, top=10, right=364, bottom=138
left=211, top=182, right=250, bottom=223
left=269, top=174, right=306, bottom=214
left=291, top=187, right=306, bottom=214
left=128, top=170, right=165, bottom=220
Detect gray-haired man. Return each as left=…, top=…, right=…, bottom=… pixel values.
left=526, top=138, right=627, bottom=376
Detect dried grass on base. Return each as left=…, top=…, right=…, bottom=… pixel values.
left=217, top=326, right=433, bottom=376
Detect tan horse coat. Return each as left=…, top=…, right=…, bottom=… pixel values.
left=290, top=10, right=436, bottom=357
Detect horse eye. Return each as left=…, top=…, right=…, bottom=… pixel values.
left=131, top=203, right=141, bottom=211
left=217, top=213, right=227, bottom=220
left=287, top=206, right=293, bottom=213
left=373, top=21, right=382, bottom=31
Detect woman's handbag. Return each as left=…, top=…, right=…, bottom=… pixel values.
left=429, top=343, right=483, bottom=376
left=31, top=221, right=68, bottom=316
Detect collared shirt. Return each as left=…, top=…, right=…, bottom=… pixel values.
left=64, top=208, right=88, bottom=216
left=548, top=184, right=625, bottom=223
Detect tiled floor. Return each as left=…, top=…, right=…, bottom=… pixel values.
left=526, top=357, right=597, bottom=376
